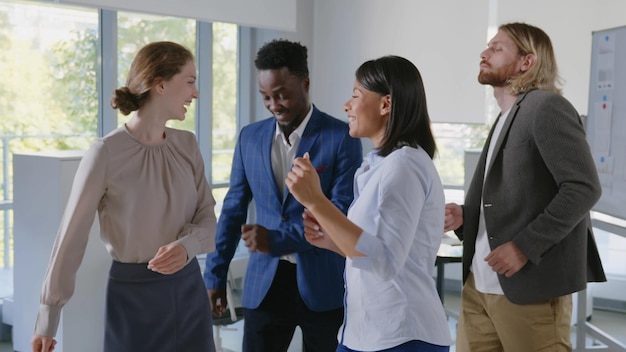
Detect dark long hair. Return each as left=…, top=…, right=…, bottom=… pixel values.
left=355, top=55, right=436, bottom=158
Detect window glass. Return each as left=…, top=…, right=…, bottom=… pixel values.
left=0, top=0, right=98, bottom=270
left=211, top=22, right=237, bottom=185
left=432, top=122, right=490, bottom=187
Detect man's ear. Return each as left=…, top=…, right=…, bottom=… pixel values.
left=381, top=94, right=391, bottom=115
left=301, top=77, right=310, bottom=93
left=520, top=53, right=537, bottom=72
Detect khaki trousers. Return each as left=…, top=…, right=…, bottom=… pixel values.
left=456, top=273, right=572, bottom=352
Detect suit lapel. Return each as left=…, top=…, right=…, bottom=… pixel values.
left=297, top=107, right=321, bottom=158
left=260, top=119, right=283, bottom=201
left=262, top=108, right=322, bottom=205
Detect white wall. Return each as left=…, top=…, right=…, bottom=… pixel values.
left=311, top=0, right=490, bottom=124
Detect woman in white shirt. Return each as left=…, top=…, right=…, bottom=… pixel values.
left=286, top=56, right=451, bottom=352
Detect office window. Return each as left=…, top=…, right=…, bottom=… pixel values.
left=0, top=0, right=98, bottom=270
left=0, top=2, right=240, bottom=275
left=0, top=1, right=98, bottom=151
left=432, top=123, right=490, bottom=187
left=211, top=22, right=237, bottom=188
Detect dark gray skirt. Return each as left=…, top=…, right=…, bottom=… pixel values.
left=104, top=257, right=215, bottom=352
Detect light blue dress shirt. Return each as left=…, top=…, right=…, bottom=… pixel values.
left=340, top=146, right=452, bottom=350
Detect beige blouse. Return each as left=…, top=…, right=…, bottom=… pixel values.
left=34, top=126, right=217, bottom=337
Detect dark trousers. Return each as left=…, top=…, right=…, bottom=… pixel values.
left=243, top=260, right=344, bottom=352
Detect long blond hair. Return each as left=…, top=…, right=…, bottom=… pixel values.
left=500, top=23, right=562, bottom=95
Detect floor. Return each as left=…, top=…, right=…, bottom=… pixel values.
left=2, top=290, right=625, bottom=351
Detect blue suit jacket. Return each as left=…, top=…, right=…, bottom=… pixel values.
left=204, top=106, right=363, bottom=311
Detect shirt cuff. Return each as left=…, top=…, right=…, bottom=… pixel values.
left=34, top=304, right=62, bottom=337
left=176, top=235, right=202, bottom=263
left=351, top=230, right=380, bottom=270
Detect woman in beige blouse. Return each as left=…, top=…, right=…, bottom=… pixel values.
left=31, top=41, right=217, bottom=352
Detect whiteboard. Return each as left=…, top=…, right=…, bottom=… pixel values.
left=586, top=25, right=626, bottom=219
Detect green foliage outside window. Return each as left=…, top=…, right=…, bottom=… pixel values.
left=211, top=22, right=237, bottom=183
left=48, top=27, right=98, bottom=151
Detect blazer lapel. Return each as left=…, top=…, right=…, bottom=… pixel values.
left=297, top=107, right=321, bottom=158
left=259, top=119, right=283, bottom=201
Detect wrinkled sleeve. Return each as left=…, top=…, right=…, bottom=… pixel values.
left=175, top=137, right=217, bottom=260
left=514, top=95, right=601, bottom=264
left=34, top=140, right=108, bottom=337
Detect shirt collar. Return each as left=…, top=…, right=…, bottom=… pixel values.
left=274, top=105, right=313, bottom=142
left=364, top=148, right=385, bottom=168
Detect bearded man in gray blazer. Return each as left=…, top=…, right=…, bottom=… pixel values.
left=445, top=22, right=606, bottom=352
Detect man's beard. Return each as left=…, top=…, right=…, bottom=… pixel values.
left=478, top=61, right=519, bottom=87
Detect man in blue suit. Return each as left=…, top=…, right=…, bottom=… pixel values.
left=204, top=39, right=363, bottom=352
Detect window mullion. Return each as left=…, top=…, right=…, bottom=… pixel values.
left=98, top=9, right=118, bottom=137
left=196, top=21, right=213, bottom=185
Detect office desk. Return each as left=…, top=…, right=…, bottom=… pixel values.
left=435, top=254, right=462, bottom=303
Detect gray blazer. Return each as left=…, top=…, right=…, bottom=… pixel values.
left=457, top=89, right=606, bottom=304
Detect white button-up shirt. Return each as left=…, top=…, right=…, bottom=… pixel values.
left=271, top=106, right=312, bottom=263
left=472, top=107, right=511, bottom=295
left=340, top=147, right=452, bottom=350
